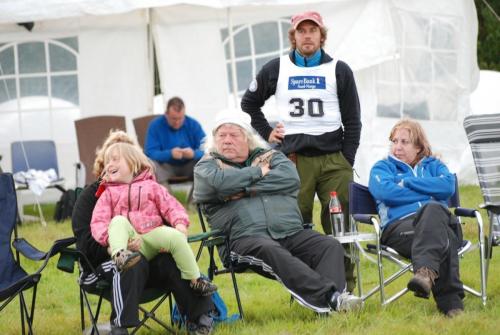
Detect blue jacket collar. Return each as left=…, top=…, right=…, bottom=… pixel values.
left=294, top=49, right=322, bottom=67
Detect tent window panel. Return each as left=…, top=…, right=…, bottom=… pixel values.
left=281, top=22, right=291, bottom=48
left=234, top=28, right=251, bottom=58
left=51, top=75, right=79, bottom=106
left=402, top=13, right=430, bottom=47
left=376, top=83, right=401, bottom=118
left=18, top=42, right=46, bottom=74
left=431, top=17, right=459, bottom=50
left=0, top=79, right=16, bottom=105
left=19, top=77, right=49, bottom=109
left=429, top=87, right=458, bottom=121
left=236, top=60, right=252, bottom=93
left=402, top=86, right=430, bottom=120
left=0, top=47, right=15, bottom=75
left=433, top=52, right=457, bottom=84
left=403, top=50, right=432, bottom=83
left=377, top=59, right=400, bottom=82
left=49, top=44, right=77, bottom=72
left=253, top=22, right=279, bottom=54
left=256, top=54, right=278, bottom=71
left=55, top=37, right=79, bottom=52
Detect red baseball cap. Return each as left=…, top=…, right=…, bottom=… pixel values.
left=291, top=11, right=324, bottom=29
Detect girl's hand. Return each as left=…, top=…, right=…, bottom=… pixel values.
left=128, top=237, right=142, bottom=251
left=175, top=223, right=188, bottom=236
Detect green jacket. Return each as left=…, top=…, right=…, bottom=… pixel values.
left=193, top=148, right=304, bottom=243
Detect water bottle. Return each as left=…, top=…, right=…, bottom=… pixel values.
left=329, top=191, right=344, bottom=237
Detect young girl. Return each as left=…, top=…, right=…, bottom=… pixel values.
left=90, top=142, right=217, bottom=296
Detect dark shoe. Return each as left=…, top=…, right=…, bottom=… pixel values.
left=190, top=277, right=218, bottom=296
left=187, top=314, right=213, bottom=335
left=110, top=325, right=129, bottom=335
left=329, top=292, right=363, bottom=312
left=407, top=266, right=437, bottom=299
left=445, top=308, right=464, bottom=318
left=112, top=249, right=141, bottom=272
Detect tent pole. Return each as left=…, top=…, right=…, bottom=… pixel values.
left=146, top=8, right=154, bottom=114
left=227, top=7, right=239, bottom=108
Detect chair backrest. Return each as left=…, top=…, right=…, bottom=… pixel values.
left=74, top=116, right=126, bottom=186
left=349, top=174, right=460, bottom=216
left=463, top=113, right=500, bottom=206
left=11, top=140, right=60, bottom=176
left=132, top=115, right=157, bottom=149
left=0, top=173, right=26, bottom=292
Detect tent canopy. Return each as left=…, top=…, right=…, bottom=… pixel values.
left=0, top=0, right=481, bottom=188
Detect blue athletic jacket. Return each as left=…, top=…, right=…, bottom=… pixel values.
left=368, top=155, right=455, bottom=229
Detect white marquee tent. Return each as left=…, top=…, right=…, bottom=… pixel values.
left=0, top=0, right=481, bottom=192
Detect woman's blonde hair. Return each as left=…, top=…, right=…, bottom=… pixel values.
left=102, top=142, right=153, bottom=180
left=389, top=118, right=433, bottom=164
left=93, top=130, right=136, bottom=177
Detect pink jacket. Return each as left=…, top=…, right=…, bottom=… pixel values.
left=90, top=170, right=189, bottom=246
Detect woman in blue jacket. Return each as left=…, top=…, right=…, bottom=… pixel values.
left=368, top=119, right=464, bottom=318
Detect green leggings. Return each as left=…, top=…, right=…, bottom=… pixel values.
left=108, top=215, right=200, bottom=280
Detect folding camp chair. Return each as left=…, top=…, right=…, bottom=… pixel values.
left=132, top=114, right=194, bottom=204
left=11, top=140, right=66, bottom=222
left=0, top=172, right=76, bottom=335
left=74, top=115, right=126, bottom=187
left=57, top=248, right=176, bottom=335
left=464, top=113, right=500, bottom=283
left=349, top=178, right=487, bottom=306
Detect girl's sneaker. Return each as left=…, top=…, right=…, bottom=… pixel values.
left=190, top=278, right=218, bottom=296
left=113, top=249, right=141, bottom=272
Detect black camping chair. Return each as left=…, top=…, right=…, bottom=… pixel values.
left=57, top=248, right=176, bottom=335
left=349, top=176, right=487, bottom=306
left=0, top=172, right=76, bottom=335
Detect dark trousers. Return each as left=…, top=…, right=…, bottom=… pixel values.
left=230, top=229, right=345, bottom=312
left=381, top=203, right=464, bottom=313
left=92, top=253, right=213, bottom=327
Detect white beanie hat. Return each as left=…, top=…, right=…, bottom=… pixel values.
left=212, top=109, right=252, bottom=134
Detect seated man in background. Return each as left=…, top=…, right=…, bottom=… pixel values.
left=193, top=110, right=362, bottom=314
left=145, top=96, right=205, bottom=184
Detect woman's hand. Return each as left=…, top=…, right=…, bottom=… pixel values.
left=128, top=237, right=142, bottom=251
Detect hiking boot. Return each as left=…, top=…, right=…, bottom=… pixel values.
left=112, top=249, right=141, bottom=272
left=329, top=292, right=363, bottom=312
left=190, top=277, right=218, bottom=296
left=445, top=308, right=464, bottom=318
left=407, top=266, right=437, bottom=299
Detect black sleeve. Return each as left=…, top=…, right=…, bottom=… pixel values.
left=72, top=182, right=110, bottom=269
left=336, top=60, right=362, bottom=166
left=240, top=57, right=280, bottom=141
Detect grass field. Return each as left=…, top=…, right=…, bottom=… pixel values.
left=2, top=186, right=500, bottom=334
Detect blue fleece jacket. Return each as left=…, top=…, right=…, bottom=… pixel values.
left=368, top=155, right=455, bottom=229
left=144, top=115, right=205, bottom=165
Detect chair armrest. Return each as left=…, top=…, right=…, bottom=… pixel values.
left=13, top=238, right=47, bottom=261
left=13, top=236, right=76, bottom=261
left=455, top=207, right=477, bottom=218
left=353, top=214, right=376, bottom=224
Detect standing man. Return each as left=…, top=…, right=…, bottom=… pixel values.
left=145, top=97, right=206, bottom=185
left=241, top=11, right=361, bottom=239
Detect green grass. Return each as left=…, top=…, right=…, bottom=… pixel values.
left=3, top=186, right=500, bottom=334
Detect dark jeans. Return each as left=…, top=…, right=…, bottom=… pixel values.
left=381, top=203, right=464, bottom=313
